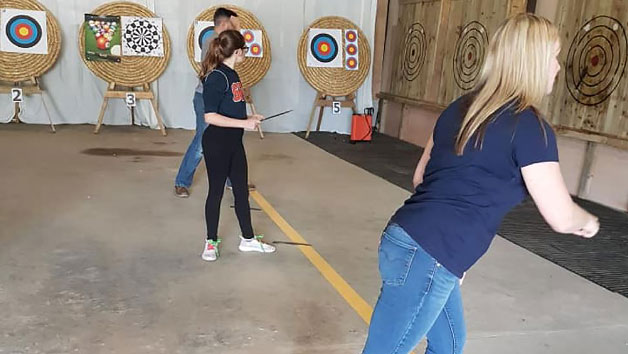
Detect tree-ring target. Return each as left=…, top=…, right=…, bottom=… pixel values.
left=566, top=15, right=628, bottom=106
left=402, top=23, right=427, bottom=82
left=453, top=21, right=488, bottom=90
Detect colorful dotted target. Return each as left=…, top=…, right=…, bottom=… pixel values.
left=346, top=57, right=358, bottom=70
left=310, top=33, right=339, bottom=63
left=6, top=15, right=42, bottom=48
left=243, top=30, right=255, bottom=43
left=453, top=21, right=488, bottom=90
left=345, top=29, right=357, bottom=43
left=198, top=26, right=215, bottom=49
left=250, top=43, right=262, bottom=56
left=346, top=43, right=358, bottom=56
left=402, top=23, right=427, bottom=82
left=566, top=16, right=628, bottom=106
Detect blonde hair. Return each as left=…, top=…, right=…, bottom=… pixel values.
left=455, top=13, right=560, bottom=155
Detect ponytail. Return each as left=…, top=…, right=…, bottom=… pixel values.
left=199, top=30, right=246, bottom=80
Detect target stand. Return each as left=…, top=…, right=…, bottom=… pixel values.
left=305, top=91, right=356, bottom=139
left=94, top=82, right=166, bottom=136
left=0, top=77, right=55, bottom=132
left=243, top=87, right=264, bottom=139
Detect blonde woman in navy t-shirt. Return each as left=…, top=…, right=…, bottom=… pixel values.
left=362, top=14, right=599, bottom=354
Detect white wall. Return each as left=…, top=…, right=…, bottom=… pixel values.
left=0, top=0, right=377, bottom=133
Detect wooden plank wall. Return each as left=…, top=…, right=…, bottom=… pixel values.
left=389, top=0, right=442, bottom=102
left=545, top=0, right=628, bottom=146
left=437, top=0, right=510, bottom=105
left=387, top=0, right=525, bottom=106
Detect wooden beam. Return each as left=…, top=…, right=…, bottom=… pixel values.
left=372, top=0, right=391, bottom=98
left=577, top=141, right=596, bottom=198
left=104, top=91, right=154, bottom=99
left=555, top=126, right=628, bottom=151
left=377, top=91, right=446, bottom=112
left=508, top=0, right=528, bottom=15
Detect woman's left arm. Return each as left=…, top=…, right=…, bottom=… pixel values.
left=413, top=134, right=434, bottom=189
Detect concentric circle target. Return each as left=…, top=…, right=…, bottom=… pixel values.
left=347, top=43, right=358, bottom=56
left=566, top=16, right=628, bottom=106
left=346, top=57, right=358, bottom=70
left=310, top=33, right=339, bottom=63
left=250, top=43, right=262, bottom=56
left=402, top=23, right=427, bottom=82
left=346, top=30, right=357, bottom=43
left=6, top=15, right=42, bottom=48
left=453, top=21, right=488, bottom=90
left=243, top=30, right=255, bottom=43
left=198, top=26, right=214, bottom=49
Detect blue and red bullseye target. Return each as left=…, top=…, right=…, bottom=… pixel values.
left=6, top=15, right=42, bottom=48
left=311, top=33, right=339, bottom=63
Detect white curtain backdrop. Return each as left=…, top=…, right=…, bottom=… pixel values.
left=0, top=0, right=377, bottom=134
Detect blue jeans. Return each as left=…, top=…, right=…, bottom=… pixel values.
left=175, top=92, right=231, bottom=188
left=363, top=224, right=466, bottom=354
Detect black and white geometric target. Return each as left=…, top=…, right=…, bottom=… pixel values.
left=566, top=15, right=627, bottom=106
left=122, top=16, right=164, bottom=57
left=453, top=21, right=488, bottom=90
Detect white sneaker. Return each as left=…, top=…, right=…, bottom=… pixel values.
left=201, top=239, right=221, bottom=261
left=238, top=236, right=276, bottom=253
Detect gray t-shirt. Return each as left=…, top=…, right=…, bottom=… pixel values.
left=195, top=32, right=217, bottom=93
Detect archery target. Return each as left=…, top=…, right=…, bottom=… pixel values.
left=307, top=28, right=342, bottom=68
left=194, top=20, right=214, bottom=62
left=566, top=15, right=628, bottom=106
left=241, top=29, right=263, bottom=58
left=0, top=8, right=48, bottom=55
left=344, top=29, right=359, bottom=71
left=121, top=16, right=164, bottom=57
left=453, top=21, right=489, bottom=90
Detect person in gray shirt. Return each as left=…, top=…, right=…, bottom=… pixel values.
left=175, top=8, right=248, bottom=198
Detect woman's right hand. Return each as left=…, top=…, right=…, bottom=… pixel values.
left=574, top=214, right=600, bottom=238
left=242, top=118, right=260, bottom=131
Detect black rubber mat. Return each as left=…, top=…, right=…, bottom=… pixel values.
left=296, top=131, right=628, bottom=298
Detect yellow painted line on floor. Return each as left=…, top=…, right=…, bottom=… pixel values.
left=250, top=190, right=373, bottom=324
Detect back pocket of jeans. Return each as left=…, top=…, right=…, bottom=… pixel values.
left=378, top=232, right=417, bottom=286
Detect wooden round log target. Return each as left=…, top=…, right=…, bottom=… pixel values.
left=78, top=1, right=171, bottom=87
left=566, top=15, right=628, bottom=106
left=401, top=23, right=427, bottom=82
left=453, top=21, right=488, bottom=90
left=297, top=16, right=371, bottom=96
left=186, top=5, right=271, bottom=89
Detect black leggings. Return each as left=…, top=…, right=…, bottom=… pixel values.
left=202, top=130, right=254, bottom=241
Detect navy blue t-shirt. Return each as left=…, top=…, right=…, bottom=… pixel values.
left=391, top=95, right=559, bottom=278
left=203, top=63, right=247, bottom=138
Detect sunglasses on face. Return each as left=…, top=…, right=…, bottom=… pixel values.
left=241, top=46, right=249, bottom=53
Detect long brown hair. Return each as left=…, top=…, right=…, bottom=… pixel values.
left=199, top=30, right=245, bottom=79
left=454, top=14, right=559, bottom=155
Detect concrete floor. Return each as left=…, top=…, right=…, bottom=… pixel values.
left=1, top=124, right=627, bottom=353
